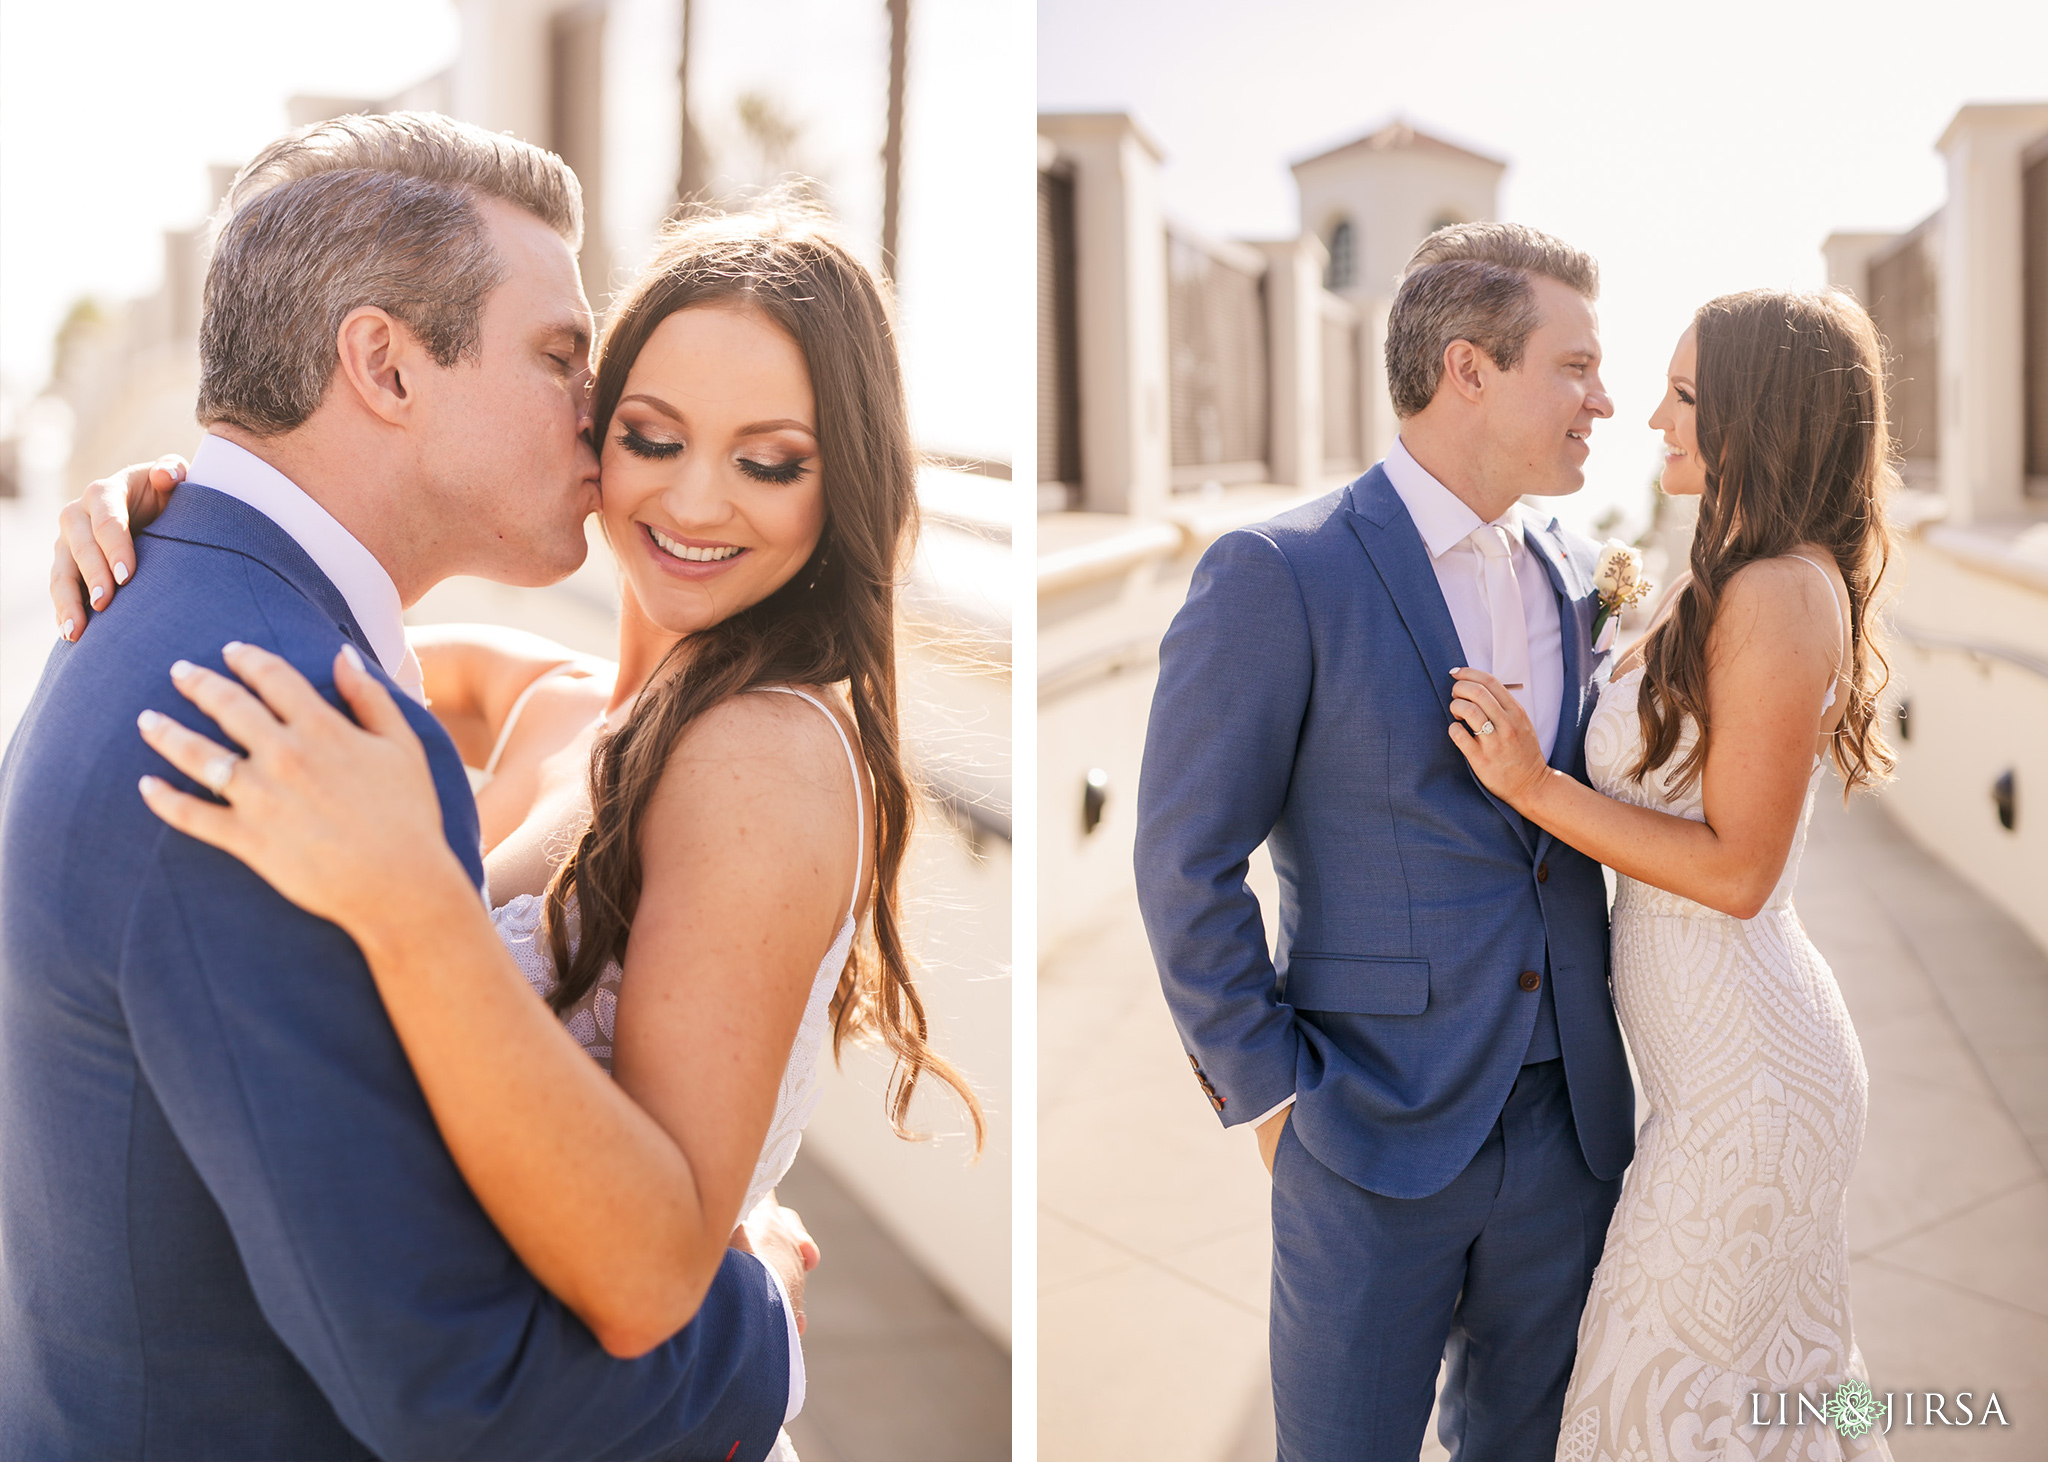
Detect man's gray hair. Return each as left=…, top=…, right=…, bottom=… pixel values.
left=1384, top=222, right=1598, bottom=419
left=197, top=111, right=583, bottom=435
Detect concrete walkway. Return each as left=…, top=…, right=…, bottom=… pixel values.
left=1039, top=792, right=2048, bottom=1461
left=780, top=1150, right=1011, bottom=1461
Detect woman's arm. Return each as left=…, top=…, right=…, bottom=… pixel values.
left=50, top=456, right=185, bottom=637
left=136, top=644, right=857, bottom=1357
left=404, top=623, right=594, bottom=768
left=1450, top=558, right=1842, bottom=919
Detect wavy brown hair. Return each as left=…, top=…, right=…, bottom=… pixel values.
left=1634, top=288, right=1898, bottom=798
left=540, top=203, right=984, bottom=1150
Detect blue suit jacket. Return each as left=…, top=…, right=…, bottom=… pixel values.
left=0, top=487, right=788, bottom=1461
left=1136, top=466, right=1635, bottom=1199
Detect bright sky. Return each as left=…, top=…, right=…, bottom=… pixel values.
left=1039, top=0, right=2048, bottom=537
left=0, top=1, right=460, bottom=397
left=0, top=0, right=1027, bottom=464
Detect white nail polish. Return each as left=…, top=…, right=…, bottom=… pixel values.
left=170, top=659, right=195, bottom=680
left=60, top=619, right=75, bottom=641
left=223, top=641, right=245, bottom=657
left=138, top=709, right=162, bottom=732
left=89, top=585, right=104, bottom=606
left=340, top=643, right=365, bottom=674
left=113, top=562, right=129, bottom=586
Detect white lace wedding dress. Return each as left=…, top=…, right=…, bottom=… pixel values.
left=1558, top=564, right=1891, bottom=1462
left=490, top=686, right=863, bottom=1462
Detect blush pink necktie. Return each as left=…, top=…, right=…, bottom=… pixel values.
left=1472, top=523, right=1534, bottom=727
left=393, top=641, right=429, bottom=706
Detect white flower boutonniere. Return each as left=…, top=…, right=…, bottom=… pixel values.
left=1591, top=539, right=1651, bottom=650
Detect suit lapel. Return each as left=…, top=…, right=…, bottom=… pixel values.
left=1343, top=467, right=1466, bottom=718
left=1345, top=466, right=1533, bottom=853
left=1521, top=515, right=1595, bottom=864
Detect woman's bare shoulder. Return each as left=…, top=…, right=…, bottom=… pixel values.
left=661, top=684, right=861, bottom=789
left=1710, top=556, right=1844, bottom=670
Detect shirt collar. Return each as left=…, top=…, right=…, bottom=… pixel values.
left=1382, top=435, right=1532, bottom=559
left=187, top=434, right=410, bottom=682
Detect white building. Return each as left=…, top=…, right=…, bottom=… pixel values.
left=1036, top=113, right=1502, bottom=952
left=1824, top=101, right=2048, bottom=954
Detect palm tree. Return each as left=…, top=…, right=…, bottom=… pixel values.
left=881, top=0, right=908, bottom=282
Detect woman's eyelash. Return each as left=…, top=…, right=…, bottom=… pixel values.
left=1676, top=389, right=1695, bottom=406
left=618, top=426, right=683, bottom=460
left=738, top=457, right=810, bottom=485
left=618, top=426, right=808, bottom=483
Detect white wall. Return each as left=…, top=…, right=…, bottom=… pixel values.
left=1293, top=143, right=1503, bottom=302
left=1878, top=532, right=2048, bottom=953
left=1936, top=104, right=2048, bottom=525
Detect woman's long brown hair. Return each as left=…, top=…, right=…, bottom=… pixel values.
left=541, top=202, right=984, bottom=1150
left=1634, top=288, right=1898, bottom=798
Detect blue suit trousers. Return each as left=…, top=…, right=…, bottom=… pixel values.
left=1269, top=1060, right=1622, bottom=1462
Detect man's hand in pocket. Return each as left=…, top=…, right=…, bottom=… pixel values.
left=1257, top=1105, right=1292, bottom=1175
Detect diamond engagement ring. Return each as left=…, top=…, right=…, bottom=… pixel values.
left=1479, top=720, right=1496, bottom=736
left=200, top=752, right=240, bottom=794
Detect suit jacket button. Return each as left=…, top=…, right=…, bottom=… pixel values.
left=1536, top=861, right=1550, bottom=883
left=1519, top=970, right=1542, bottom=992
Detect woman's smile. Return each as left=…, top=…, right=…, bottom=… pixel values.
left=640, top=522, right=749, bottom=576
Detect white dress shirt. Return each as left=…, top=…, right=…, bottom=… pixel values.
left=190, top=433, right=805, bottom=1415
left=1253, top=440, right=1568, bottom=1131
left=1381, top=435, right=1562, bottom=763
left=187, top=435, right=426, bottom=702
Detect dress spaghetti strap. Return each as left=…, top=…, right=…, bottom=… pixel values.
left=469, top=662, right=580, bottom=790
left=1786, top=555, right=1848, bottom=714
left=755, top=686, right=867, bottom=923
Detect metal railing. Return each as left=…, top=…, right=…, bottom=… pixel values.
left=1320, top=292, right=1362, bottom=475
left=1166, top=224, right=1269, bottom=487
left=1868, top=217, right=1941, bottom=465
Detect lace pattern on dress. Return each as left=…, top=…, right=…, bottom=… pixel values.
left=1557, top=665, right=1891, bottom=1462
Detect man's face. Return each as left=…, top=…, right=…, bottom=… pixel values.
left=1478, top=275, right=1612, bottom=498
left=415, top=196, right=599, bottom=586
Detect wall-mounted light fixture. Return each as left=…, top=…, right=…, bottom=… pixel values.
left=1993, top=769, right=2016, bottom=832
left=1895, top=697, right=1911, bottom=743
left=1083, top=767, right=1109, bottom=835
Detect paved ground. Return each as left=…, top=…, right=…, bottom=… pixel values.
left=1040, top=792, right=2048, bottom=1461
left=781, top=1150, right=1011, bottom=1460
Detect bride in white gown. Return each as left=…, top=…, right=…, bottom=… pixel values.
left=1449, top=289, right=1897, bottom=1461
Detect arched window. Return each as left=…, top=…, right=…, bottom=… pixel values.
left=1325, top=217, right=1356, bottom=291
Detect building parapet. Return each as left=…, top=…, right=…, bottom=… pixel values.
left=1922, top=520, right=2048, bottom=597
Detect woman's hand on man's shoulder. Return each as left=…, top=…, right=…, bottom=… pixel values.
left=51, top=455, right=187, bottom=639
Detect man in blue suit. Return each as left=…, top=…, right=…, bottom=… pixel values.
left=0, top=114, right=799, bottom=1461
left=1137, top=223, right=1637, bottom=1461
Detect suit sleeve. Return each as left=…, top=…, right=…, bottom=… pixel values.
left=1135, top=528, right=1313, bottom=1128
left=116, top=688, right=789, bottom=1462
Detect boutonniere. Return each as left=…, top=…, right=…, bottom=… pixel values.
left=1591, top=539, right=1651, bottom=652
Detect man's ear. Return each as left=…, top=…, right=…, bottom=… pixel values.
left=1439, top=339, right=1489, bottom=406
left=333, top=306, right=423, bottom=427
